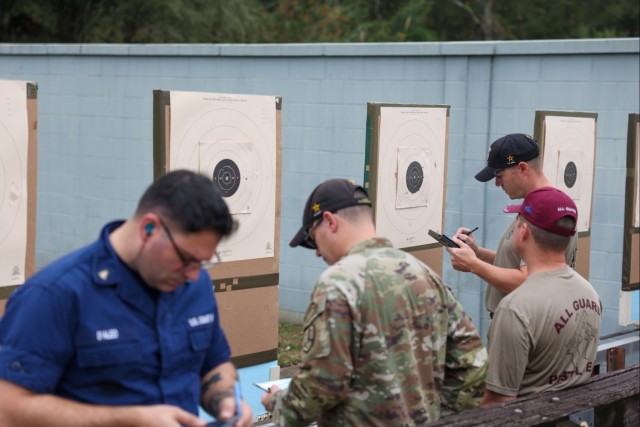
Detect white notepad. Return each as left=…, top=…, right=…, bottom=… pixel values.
left=254, top=378, right=292, bottom=391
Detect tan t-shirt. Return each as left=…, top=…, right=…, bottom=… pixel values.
left=485, top=216, right=578, bottom=312
left=486, top=266, right=601, bottom=397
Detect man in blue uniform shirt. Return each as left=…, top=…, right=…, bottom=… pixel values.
left=0, top=170, right=252, bottom=427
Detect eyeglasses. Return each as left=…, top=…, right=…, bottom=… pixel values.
left=494, top=168, right=513, bottom=178
left=157, top=218, right=221, bottom=270
left=302, top=218, right=323, bottom=250
left=495, top=163, right=522, bottom=177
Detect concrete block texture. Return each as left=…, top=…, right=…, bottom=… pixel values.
left=1, top=39, right=637, bottom=339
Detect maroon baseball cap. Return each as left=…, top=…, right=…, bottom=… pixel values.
left=290, top=179, right=371, bottom=249
left=504, top=187, right=577, bottom=236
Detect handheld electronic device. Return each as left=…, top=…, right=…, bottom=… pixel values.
left=206, top=416, right=239, bottom=427
left=428, top=229, right=460, bottom=248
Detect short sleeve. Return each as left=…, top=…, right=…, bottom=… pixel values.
left=0, top=284, right=75, bottom=393
left=485, top=307, right=531, bottom=397
left=199, top=287, right=231, bottom=375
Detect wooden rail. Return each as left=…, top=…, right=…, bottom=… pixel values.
left=429, top=364, right=639, bottom=426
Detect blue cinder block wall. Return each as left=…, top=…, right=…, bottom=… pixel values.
left=0, top=39, right=638, bottom=341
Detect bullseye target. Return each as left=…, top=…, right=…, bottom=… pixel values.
left=542, top=116, right=596, bottom=232
left=168, top=91, right=277, bottom=262
left=199, top=140, right=257, bottom=215
left=556, top=150, right=584, bottom=201
left=213, top=158, right=241, bottom=197
left=564, top=161, right=578, bottom=189
left=374, top=106, right=447, bottom=249
left=405, top=161, right=424, bottom=194
left=396, top=146, right=433, bottom=209
left=0, top=80, right=29, bottom=286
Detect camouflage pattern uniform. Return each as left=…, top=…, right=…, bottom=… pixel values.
left=270, top=238, right=487, bottom=426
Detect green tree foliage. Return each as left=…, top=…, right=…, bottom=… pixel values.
left=0, top=0, right=273, bottom=43
left=0, top=0, right=637, bottom=43
left=264, top=0, right=438, bottom=42
left=496, top=0, right=640, bottom=40
left=417, top=0, right=640, bottom=41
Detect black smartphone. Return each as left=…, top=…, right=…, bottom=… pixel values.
left=206, top=416, right=239, bottom=427
left=428, top=229, right=460, bottom=248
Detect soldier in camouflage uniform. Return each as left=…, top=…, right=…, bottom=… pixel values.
left=261, top=179, right=488, bottom=426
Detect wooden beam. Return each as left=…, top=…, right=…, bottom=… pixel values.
left=429, top=365, right=639, bottom=426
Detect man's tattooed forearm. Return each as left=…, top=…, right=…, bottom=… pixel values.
left=200, top=373, right=222, bottom=397
left=202, top=389, right=235, bottom=417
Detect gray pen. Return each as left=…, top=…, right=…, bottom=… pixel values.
left=464, top=227, right=479, bottom=235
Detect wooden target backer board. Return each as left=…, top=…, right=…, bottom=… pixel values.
left=153, top=90, right=281, bottom=367
left=622, top=113, right=639, bottom=290
left=0, top=81, right=38, bottom=317
left=364, top=103, right=450, bottom=276
left=534, top=110, right=597, bottom=280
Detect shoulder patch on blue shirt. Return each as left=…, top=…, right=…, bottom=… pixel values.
left=187, top=313, right=215, bottom=328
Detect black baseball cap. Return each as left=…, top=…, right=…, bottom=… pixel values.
left=289, top=179, right=372, bottom=249
left=475, top=133, right=541, bottom=182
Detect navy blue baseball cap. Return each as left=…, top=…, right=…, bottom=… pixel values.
left=290, top=179, right=371, bottom=249
left=475, top=134, right=541, bottom=182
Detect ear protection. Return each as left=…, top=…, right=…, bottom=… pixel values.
left=145, top=223, right=154, bottom=236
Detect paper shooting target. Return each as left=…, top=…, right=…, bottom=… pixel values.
left=564, top=161, right=577, bottom=189
left=396, top=146, right=433, bottom=209
left=212, top=157, right=242, bottom=198
left=556, top=150, right=584, bottom=201
left=635, top=121, right=640, bottom=229
left=200, top=140, right=258, bottom=215
left=0, top=123, right=24, bottom=245
left=406, top=162, right=423, bottom=194
left=375, top=107, right=447, bottom=249
left=0, top=80, right=29, bottom=286
left=542, top=116, right=596, bottom=232
left=169, top=92, right=276, bottom=262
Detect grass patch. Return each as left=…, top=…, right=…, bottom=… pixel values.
left=278, top=322, right=303, bottom=367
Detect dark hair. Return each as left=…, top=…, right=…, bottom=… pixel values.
left=136, top=170, right=236, bottom=238
left=520, top=215, right=574, bottom=252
